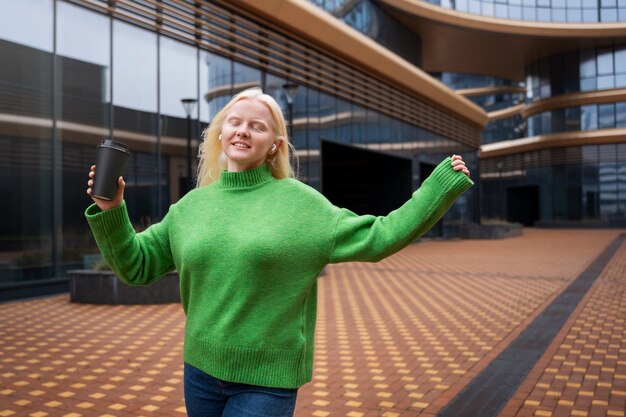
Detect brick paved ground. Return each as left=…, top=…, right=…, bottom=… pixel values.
left=0, top=229, right=623, bottom=417
left=499, top=233, right=626, bottom=417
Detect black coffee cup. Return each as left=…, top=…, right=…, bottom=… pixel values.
left=92, top=139, right=130, bottom=200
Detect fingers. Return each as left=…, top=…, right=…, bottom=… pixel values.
left=112, top=176, right=125, bottom=202
left=451, top=155, right=464, bottom=168
left=87, top=166, right=94, bottom=196
left=450, top=155, right=470, bottom=178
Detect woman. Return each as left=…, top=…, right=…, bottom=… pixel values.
left=85, top=88, right=472, bottom=417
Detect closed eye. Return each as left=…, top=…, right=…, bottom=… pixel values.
left=251, top=123, right=267, bottom=131
left=226, top=116, right=241, bottom=126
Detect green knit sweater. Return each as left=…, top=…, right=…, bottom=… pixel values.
left=85, top=157, right=472, bottom=389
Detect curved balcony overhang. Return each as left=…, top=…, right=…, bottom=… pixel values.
left=480, top=128, right=626, bottom=158
left=487, top=103, right=525, bottom=121
left=233, top=0, right=488, bottom=128
left=521, top=88, right=626, bottom=118
left=457, top=86, right=527, bottom=97
left=378, top=0, right=626, bottom=81
left=484, top=88, right=626, bottom=122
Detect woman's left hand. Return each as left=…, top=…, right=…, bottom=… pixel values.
left=451, top=154, right=470, bottom=178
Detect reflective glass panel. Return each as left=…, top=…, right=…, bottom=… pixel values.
left=233, top=62, right=261, bottom=92
left=0, top=0, right=53, bottom=52
left=0, top=0, right=54, bottom=285
left=537, top=7, right=551, bottom=20
left=567, top=9, right=583, bottom=21
left=552, top=8, right=566, bottom=21
left=159, top=36, right=198, bottom=201
left=510, top=5, right=523, bottom=18
left=599, top=146, right=617, bottom=217
left=160, top=37, right=197, bottom=118
left=583, top=9, right=599, bottom=21
left=581, top=105, right=598, bottom=130
left=600, top=9, right=617, bottom=22
left=615, top=47, right=626, bottom=73
left=112, top=21, right=161, bottom=222
left=597, top=48, right=614, bottom=74
left=200, top=51, right=232, bottom=123
left=597, top=74, right=615, bottom=89
left=319, top=91, right=336, bottom=143
left=616, top=102, right=626, bottom=127
left=523, top=6, right=536, bottom=19
left=56, top=1, right=112, bottom=277
left=113, top=22, right=157, bottom=113
left=598, top=103, right=615, bottom=128
left=579, top=50, right=596, bottom=79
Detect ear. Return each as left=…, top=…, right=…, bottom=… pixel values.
left=274, top=137, right=284, bottom=150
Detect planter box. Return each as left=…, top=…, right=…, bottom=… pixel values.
left=68, top=270, right=180, bottom=304
left=460, top=223, right=523, bottom=239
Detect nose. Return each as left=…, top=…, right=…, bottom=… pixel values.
left=236, top=126, right=250, bottom=137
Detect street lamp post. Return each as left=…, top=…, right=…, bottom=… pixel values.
left=282, top=82, right=298, bottom=139
left=180, top=98, right=198, bottom=196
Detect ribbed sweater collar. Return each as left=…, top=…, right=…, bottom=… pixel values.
left=217, top=163, right=274, bottom=190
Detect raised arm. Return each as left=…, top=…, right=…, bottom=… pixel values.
left=329, top=156, right=473, bottom=264
left=85, top=202, right=175, bottom=285
left=85, top=165, right=175, bottom=285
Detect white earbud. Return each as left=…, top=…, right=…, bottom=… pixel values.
left=218, top=134, right=223, bottom=141
left=270, top=144, right=277, bottom=153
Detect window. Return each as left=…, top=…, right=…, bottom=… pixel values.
left=0, top=0, right=53, bottom=51
left=597, top=48, right=613, bottom=74
left=581, top=105, right=598, bottom=130
left=616, top=102, right=626, bottom=127
left=598, top=103, right=615, bottom=128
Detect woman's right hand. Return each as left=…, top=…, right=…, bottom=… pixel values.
left=86, top=165, right=125, bottom=211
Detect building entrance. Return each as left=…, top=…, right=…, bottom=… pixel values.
left=507, top=185, right=540, bottom=226
left=321, top=140, right=412, bottom=216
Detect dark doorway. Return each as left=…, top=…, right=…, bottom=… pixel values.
left=586, top=191, right=598, bottom=218
left=321, top=141, right=412, bottom=216
left=507, top=185, right=540, bottom=226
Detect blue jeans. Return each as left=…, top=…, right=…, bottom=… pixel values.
left=184, top=363, right=298, bottom=417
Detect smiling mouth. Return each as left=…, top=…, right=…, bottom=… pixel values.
left=232, top=142, right=251, bottom=149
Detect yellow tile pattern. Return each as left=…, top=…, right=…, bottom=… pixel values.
left=509, top=237, right=626, bottom=417
left=0, top=300, right=185, bottom=416
left=296, top=229, right=621, bottom=416
left=0, top=229, right=621, bottom=417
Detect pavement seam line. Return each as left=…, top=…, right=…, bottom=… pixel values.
left=435, top=233, right=626, bottom=417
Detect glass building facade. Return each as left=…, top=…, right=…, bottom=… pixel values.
left=0, top=0, right=477, bottom=299
left=310, top=0, right=626, bottom=226
left=424, top=0, right=626, bottom=22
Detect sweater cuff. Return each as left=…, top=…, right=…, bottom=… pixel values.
left=85, top=201, right=132, bottom=236
left=429, top=157, right=474, bottom=199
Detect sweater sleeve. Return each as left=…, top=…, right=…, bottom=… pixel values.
left=85, top=201, right=175, bottom=286
left=329, top=157, right=473, bottom=264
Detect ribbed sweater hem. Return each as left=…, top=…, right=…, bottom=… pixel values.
left=85, top=201, right=133, bottom=236
left=184, top=335, right=309, bottom=389
left=430, top=157, right=474, bottom=200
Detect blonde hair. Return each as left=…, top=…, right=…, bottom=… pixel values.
left=196, top=88, right=297, bottom=187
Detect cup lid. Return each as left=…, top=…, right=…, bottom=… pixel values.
left=99, top=139, right=129, bottom=151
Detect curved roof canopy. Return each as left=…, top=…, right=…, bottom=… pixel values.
left=234, top=0, right=488, bottom=127
left=378, top=0, right=626, bottom=81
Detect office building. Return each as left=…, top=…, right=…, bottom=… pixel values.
left=1, top=0, right=624, bottom=299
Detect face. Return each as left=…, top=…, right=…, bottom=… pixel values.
left=221, top=99, right=281, bottom=172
